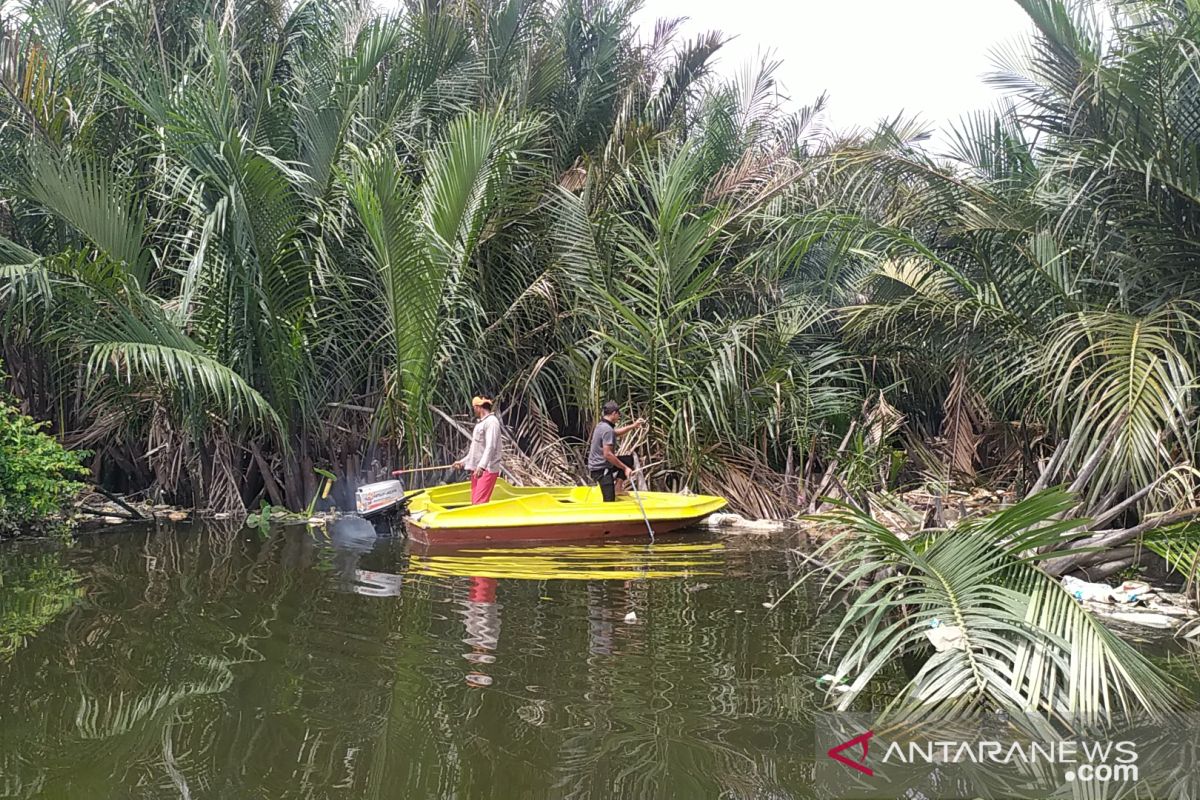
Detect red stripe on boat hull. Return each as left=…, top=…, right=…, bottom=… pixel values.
left=405, top=515, right=708, bottom=547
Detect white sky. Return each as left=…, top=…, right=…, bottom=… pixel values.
left=374, top=0, right=1037, bottom=140
left=634, top=0, right=1035, bottom=139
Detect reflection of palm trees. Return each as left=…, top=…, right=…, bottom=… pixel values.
left=2, top=521, right=443, bottom=799
left=0, top=549, right=82, bottom=659
left=74, top=657, right=238, bottom=739
left=460, top=576, right=500, bottom=687
left=586, top=582, right=616, bottom=656
left=584, top=580, right=643, bottom=657
left=1, top=521, right=832, bottom=798
left=552, top=576, right=814, bottom=799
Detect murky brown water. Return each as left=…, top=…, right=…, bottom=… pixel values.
left=0, top=521, right=831, bottom=799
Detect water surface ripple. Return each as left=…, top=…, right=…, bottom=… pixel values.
left=0, top=522, right=829, bottom=799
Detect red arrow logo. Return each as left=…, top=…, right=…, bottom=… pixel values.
left=827, top=730, right=875, bottom=776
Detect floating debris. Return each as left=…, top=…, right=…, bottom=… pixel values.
left=926, top=623, right=967, bottom=652
left=1063, top=576, right=1119, bottom=603
left=1064, top=579, right=1199, bottom=632
left=703, top=513, right=790, bottom=533
left=1101, top=611, right=1180, bottom=630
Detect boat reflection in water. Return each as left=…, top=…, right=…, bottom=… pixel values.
left=408, top=540, right=725, bottom=581
left=411, top=539, right=726, bottom=685
left=325, top=516, right=404, bottom=597
left=351, top=568, right=404, bottom=597
left=460, top=576, right=500, bottom=687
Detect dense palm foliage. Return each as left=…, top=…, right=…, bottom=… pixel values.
left=4, top=0, right=1200, bottom=531
left=810, top=490, right=1183, bottom=720
left=0, top=0, right=845, bottom=513
left=835, top=0, right=1200, bottom=518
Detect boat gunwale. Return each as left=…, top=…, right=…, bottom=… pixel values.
left=404, top=513, right=716, bottom=546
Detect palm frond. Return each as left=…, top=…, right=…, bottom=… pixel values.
left=23, top=150, right=148, bottom=284
left=78, top=286, right=281, bottom=432
left=812, top=489, right=1184, bottom=721
left=1040, top=305, right=1199, bottom=508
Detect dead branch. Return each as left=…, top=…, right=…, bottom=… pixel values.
left=1089, top=480, right=1158, bottom=530
left=1043, top=507, right=1200, bottom=577
left=1026, top=438, right=1069, bottom=498
left=810, top=421, right=858, bottom=513
left=1066, top=418, right=1126, bottom=497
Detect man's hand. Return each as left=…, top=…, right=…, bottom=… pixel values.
left=473, top=468, right=484, bottom=480
left=634, top=417, right=647, bottom=429
left=624, top=466, right=634, bottom=480
left=453, top=461, right=464, bottom=470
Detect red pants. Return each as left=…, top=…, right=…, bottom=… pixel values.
left=469, top=576, right=497, bottom=603
left=470, top=470, right=499, bottom=504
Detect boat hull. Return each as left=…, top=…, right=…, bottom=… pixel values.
left=405, top=514, right=706, bottom=547
left=400, top=479, right=726, bottom=547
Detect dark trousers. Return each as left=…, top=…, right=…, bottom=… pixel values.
left=590, top=455, right=634, bottom=502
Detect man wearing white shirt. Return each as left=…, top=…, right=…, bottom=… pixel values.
left=453, top=396, right=503, bottom=504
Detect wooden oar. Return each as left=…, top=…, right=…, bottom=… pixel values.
left=391, top=465, right=455, bottom=477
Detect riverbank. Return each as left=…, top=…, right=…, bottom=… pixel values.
left=68, top=492, right=343, bottom=531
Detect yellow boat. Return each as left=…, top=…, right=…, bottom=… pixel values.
left=408, top=542, right=726, bottom=580
left=403, top=479, right=727, bottom=546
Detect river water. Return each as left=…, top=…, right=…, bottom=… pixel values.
left=0, top=521, right=834, bottom=799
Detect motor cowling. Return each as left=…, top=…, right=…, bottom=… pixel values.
left=354, top=479, right=407, bottom=517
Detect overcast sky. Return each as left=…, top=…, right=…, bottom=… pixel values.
left=631, top=0, right=1036, bottom=137
left=375, top=0, right=1037, bottom=139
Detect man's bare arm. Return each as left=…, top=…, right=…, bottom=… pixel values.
left=602, top=443, right=631, bottom=475
left=615, top=418, right=646, bottom=436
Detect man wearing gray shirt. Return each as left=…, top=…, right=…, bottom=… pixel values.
left=454, top=396, right=503, bottom=504
left=587, top=400, right=646, bottom=502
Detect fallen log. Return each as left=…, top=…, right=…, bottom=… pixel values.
left=1026, top=438, right=1069, bottom=498
left=76, top=507, right=131, bottom=520
left=1090, top=480, right=1157, bottom=530
left=1043, top=507, right=1200, bottom=577
left=93, top=488, right=144, bottom=520
left=1081, top=554, right=1140, bottom=582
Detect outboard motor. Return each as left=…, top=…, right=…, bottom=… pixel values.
left=349, top=478, right=410, bottom=537
left=354, top=479, right=408, bottom=518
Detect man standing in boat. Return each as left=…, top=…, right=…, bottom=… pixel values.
left=588, top=400, right=646, bottom=502
left=453, top=396, right=503, bottom=504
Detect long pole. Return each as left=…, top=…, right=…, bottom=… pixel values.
left=630, top=456, right=654, bottom=542
left=391, top=465, right=454, bottom=477
left=630, top=484, right=655, bottom=542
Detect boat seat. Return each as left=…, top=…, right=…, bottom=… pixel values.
left=419, top=479, right=607, bottom=508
